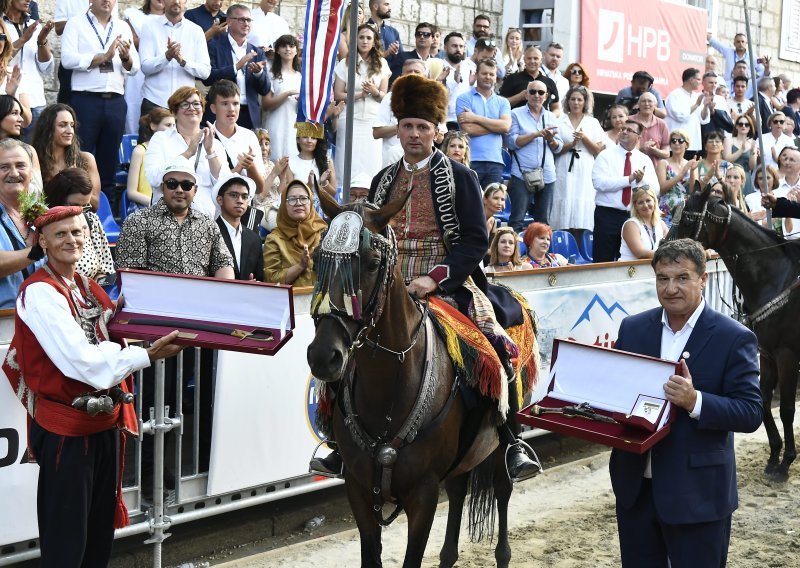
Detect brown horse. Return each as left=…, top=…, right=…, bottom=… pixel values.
left=671, top=186, right=800, bottom=481
left=306, top=190, right=529, bottom=567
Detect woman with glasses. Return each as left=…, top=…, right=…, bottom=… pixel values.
left=502, top=28, right=524, bottom=75
left=618, top=185, right=668, bottom=261
left=442, top=130, right=471, bottom=167
left=723, top=114, right=758, bottom=196
left=551, top=85, right=606, bottom=237
left=143, top=87, right=229, bottom=218
left=697, top=130, right=731, bottom=187
left=762, top=112, right=794, bottom=171
left=337, top=2, right=365, bottom=62
left=333, top=22, right=390, bottom=180
left=261, top=34, right=302, bottom=161
left=262, top=179, right=327, bottom=286
left=563, top=62, right=590, bottom=90
left=43, top=168, right=114, bottom=284
left=656, top=129, right=699, bottom=224
left=31, top=103, right=101, bottom=209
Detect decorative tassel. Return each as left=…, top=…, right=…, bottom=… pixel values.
left=319, top=293, right=331, bottom=315
left=113, top=434, right=130, bottom=528
left=343, top=295, right=353, bottom=317
left=351, top=295, right=361, bottom=321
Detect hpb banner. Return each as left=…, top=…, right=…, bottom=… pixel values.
left=580, top=0, right=708, bottom=95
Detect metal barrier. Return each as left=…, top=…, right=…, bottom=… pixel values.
left=0, top=260, right=736, bottom=566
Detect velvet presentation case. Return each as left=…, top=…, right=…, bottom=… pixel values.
left=519, top=339, right=678, bottom=454
left=108, top=269, right=294, bottom=355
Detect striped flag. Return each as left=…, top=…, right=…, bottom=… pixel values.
left=296, top=0, right=345, bottom=138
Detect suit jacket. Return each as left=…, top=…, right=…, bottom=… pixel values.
left=772, top=196, right=800, bottom=219
left=216, top=218, right=264, bottom=281
left=753, top=92, right=775, bottom=134
left=609, top=305, right=762, bottom=525
left=204, top=34, right=270, bottom=129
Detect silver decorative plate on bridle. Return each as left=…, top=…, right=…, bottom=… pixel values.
left=321, top=211, right=363, bottom=254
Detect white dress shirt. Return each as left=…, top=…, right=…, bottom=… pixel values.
left=4, top=16, right=53, bottom=108
left=55, top=0, right=118, bottom=22
left=592, top=144, right=659, bottom=210
left=228, top=34, right=251, bottom=106
left=541, top=66, right=570, bottom=102
left=219, top=216, right=242, bottom=269
left=139, top=15, right=211, bottom=107
left=372, top=92, right=401, bottom=167
left=247, top=8, right=290, bottom=50
left=144, top=127, right=230, bottom=218
left=443, top=58, right=475, bottom=123
left=61, top=12, right=140, bottom=94
left=18, top=282, right=151, bottom=391
left=665, top=86, right=710, bottom=151
left=214, top=124, right=267, bottom=187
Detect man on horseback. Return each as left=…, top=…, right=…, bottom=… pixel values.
left=310, top=74, right=540, bottom=482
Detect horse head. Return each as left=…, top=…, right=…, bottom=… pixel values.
left=669, top=182, right=732, bottom=250
left=306, top=188, right=412, bottom=381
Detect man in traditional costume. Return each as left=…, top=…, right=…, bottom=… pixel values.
left=312, top=74, right=540, bottom=481
left=3, top=206, right=183, bottom=566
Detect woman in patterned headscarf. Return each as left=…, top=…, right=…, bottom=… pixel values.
left=262, top=180, right=328, bottom=287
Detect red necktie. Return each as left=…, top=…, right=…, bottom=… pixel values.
left=622, top=151, right=632, bottom=206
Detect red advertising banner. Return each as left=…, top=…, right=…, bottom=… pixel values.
left=580, top=0, right=707, bottom=95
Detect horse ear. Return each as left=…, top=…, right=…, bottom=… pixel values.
left=317, top=185, right=342, bottom=220
left=366, top=189, right=412, bottom=232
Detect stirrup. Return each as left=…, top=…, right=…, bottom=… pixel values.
left=505, top=439, right=543, bottom=483
left=309, top=440, right=344, bottom=479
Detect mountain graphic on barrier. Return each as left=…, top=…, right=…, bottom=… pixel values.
left=570, top=294, right=629, bottom=332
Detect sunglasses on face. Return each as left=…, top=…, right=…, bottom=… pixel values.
left=415, top=31, right=432, bottom=38
left=528, top=89, right=547, bottom=96
left=0, top=33, right=6, bottom=42
left=669, top=137, right=686, bottom=144
left=163, top=179, right=196, bottom=191
left=570, top=68, right=583, bottom=75
left=773, top=120, right=785, bottom=125
left=737, top=122, right=750, bottom=127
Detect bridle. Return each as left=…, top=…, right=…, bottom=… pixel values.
left=673, top=197, right=732, bottom=250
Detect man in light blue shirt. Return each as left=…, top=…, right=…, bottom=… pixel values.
left=456, top=58, right=511, bottom=189
left=707, top=32, right=766, bottom=89
left=505, top=80, right=563, bottom=230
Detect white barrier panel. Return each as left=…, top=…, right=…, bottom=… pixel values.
left=0, top=260, right=734, bottom=548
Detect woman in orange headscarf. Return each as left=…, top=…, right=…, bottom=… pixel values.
left=262, top=180, right=328, bottom=286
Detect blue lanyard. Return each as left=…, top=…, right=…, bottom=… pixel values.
left=643, top=223, right=656, bottom=249
left=86, top=11, right=114, bottom=50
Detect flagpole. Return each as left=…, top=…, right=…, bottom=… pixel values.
left=340, top=1, right=360, bottom=203
left=743, top=0, right=771, bottom=226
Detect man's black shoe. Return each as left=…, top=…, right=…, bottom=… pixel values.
left=506, top=443, right=542, bottom=482
left=309, top=450, right=344, bottom=477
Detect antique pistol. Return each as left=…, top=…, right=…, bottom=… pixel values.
left=531, top=402, right=619, bottom=425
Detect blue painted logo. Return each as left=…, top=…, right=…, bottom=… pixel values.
left=305, top=374, right=323, bottom=443
left=570, top=294, right=629, bottom=331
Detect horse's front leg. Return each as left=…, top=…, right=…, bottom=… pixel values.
left=759, top=352, right=782, bottom=475
left=347, top=478, right=384, bottom=568
left=775, top=352, right=799, bottom=481
left=439, top=474, right=469, bottom=568
left=493, top=446, right=513, bottom=568
left=401, top=475, right=441, bottom=568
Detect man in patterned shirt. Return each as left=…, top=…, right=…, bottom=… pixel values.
left=116, top=156, right=233, bottom=500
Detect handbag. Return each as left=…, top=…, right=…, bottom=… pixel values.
left=513, top=118, right=548, bottom=194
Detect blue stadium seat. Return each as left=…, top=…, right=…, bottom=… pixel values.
left=518, top=240, right=527, bottom=259
left=549, top=230, right=590, bottom=264
left=97, top=192, right=120, bottom=244
left=580, top=230, right=593, bottom=262
left=117, top=134, right=138, bottom=167
left=501, top=148, right=512, bottom=182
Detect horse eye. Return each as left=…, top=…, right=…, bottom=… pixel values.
left=367, top=258, right=381, bottom=272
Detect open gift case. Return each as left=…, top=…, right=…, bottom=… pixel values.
left=108, top=269, right=294, bottom=355
left=519, top=339, right=679, bottom=454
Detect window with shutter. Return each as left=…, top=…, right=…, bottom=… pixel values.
left=780, top=0, right=800, bottom=63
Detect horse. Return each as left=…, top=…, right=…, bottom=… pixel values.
left=670, top=186, right=800, bottom=481
left=306, top=189, right=533, bottom=568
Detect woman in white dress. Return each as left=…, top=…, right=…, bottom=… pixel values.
left=618, top=186, right=668, bottom=261
left=123, top=0, right=165, bottom=135
left=333, top=23, right=389, bottom=181
left=550, top=85, right=607, bottom=237
left=261, top=34, right=302, bottom=161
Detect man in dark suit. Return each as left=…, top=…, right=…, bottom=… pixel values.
left=610, top=238, right=762, bottom=567
left=753, top=76, right=776, bottom=134
left=204, top=3, right=270, bottom=129
left=215, top=173, right=265, bottom=281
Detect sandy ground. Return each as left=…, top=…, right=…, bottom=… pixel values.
left=215, top=404, right=800, bottom=568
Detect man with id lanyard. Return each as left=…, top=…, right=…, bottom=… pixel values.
left=61, top=0, right=140, bottom=201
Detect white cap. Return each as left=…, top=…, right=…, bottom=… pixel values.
left=213, top=171, right=257, bottom=198
left=349, top=172, right=371, bottom=190
left=160, top=156, right=197, bottom=183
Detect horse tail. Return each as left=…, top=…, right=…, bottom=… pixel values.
left=467, top=452, right=496, bottom=543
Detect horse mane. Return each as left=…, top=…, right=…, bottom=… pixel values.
left=727, top=205, right=800, bottom=263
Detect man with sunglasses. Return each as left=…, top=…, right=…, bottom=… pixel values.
left=398, top=22, right=434, bottom=67
left=500, top=46, right=559, bottom=114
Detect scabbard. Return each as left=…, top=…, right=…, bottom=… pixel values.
left=117, top=318, right=274, bottom=341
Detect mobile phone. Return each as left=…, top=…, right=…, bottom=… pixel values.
left=215, top=14, right=227, bottom=24
left=756, top=57, right=764, bottom=64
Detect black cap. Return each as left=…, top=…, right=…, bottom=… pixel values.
left=632, top=71, right=654, bottom=84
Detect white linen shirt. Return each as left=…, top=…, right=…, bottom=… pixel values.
left=219, top=216, right=242, bottom=269
left=17, top=282, right=151, bottom=391
left=144, top=127, right=230, bottom=218
left=247, top=8, right=290, bottom=50
left=55, top=0, right=118, bottom=22
left=372, top=92, right=400, bottom=167
left=443, top=58, right=475, bottom=123
left=214, top=124, right=267, bottom=189
left=61, top=12, right=140, bottom=94
left=4, top=17, right=54, bottom=108
left=665, top=87, right=710, bottom=151
left=592, top=144, right=659, bottom=211
left=139, top=15, right=211, bottom=107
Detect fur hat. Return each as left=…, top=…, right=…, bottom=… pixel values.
left=390, top=74, right=448, bottom=125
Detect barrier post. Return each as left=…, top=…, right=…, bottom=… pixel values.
left=144, top=357, right=171, bottom=567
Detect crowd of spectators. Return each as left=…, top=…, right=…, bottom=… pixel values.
left=2, top=0, right=800, bottom=319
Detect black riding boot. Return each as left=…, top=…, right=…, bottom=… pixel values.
left=501, top=359, right=542, bottom=482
